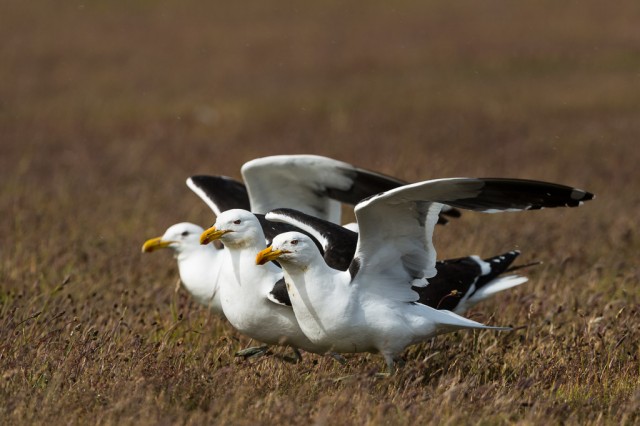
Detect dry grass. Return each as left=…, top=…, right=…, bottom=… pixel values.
left=1, top=0, right=639, bottom=424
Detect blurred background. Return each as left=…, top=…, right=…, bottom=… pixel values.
left=0, top=0, right=638, bottom=422
left=2, top=0, right=638, bottom=278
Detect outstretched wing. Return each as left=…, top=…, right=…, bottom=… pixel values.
left=186, top=175, right=250, bottom=216
left=352, top=177, right=593, bottom=301
left=241, top=154, right=408, bottom=224
left=353, top=195, right=444, bottom=302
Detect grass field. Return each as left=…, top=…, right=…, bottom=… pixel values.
left=1, top=0, right=639, bottom=424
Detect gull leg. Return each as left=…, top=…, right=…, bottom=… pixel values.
left=385, top=358, right=397, bottom=376
left=281, top=347, right=303, bottom=364
left=327, top=353, right=352, bottom=382
left=373, top=355, right=395, bottom=377
left=293, top=347, right=302, bottom=361
left=376, top=353, right=404, bottom=376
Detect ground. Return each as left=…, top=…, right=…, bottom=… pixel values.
left=0, top=0, right=639, bottom=424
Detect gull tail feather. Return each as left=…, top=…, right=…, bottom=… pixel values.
left=421, top=304, right=512, bottom=334
left=453, top=275, right=529, bottom=314
left=468, top=275, right=528, bottom=303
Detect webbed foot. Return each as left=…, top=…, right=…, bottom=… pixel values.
left=235, top=345, right=269, bottom=359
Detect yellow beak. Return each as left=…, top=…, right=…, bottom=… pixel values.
left=141, top=237, right=173, bottom=253
left=256, top=246, right=289, bottom=265
left=200, top=226, right=231, bottom=245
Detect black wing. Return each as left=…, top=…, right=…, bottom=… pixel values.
left=266, top=208, right=359, bottom=271
left=187, top=175, right=251, bottom=215
left=414, top=251, right=522, bottom=310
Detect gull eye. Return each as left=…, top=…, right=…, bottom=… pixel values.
left=233, top=220, right=241, bottom=225
left=181, top=231, right=189, bottom=237
left=290, top=239, right=298, bottom=245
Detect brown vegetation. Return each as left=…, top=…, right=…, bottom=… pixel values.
left=1, top=0, right=638, bottom=424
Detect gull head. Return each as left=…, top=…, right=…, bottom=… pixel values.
left=200, top=209, right=262, bottom=248
left=256, top=232, right=319, bottom=267
left=142, top=222, right=205, bottom=254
